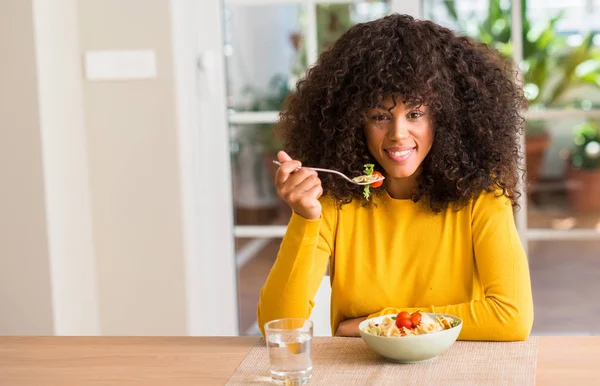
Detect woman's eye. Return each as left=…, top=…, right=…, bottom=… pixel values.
left=371, top=114, right=390, bottom=122
left=408, top=111, right=424, bottom=119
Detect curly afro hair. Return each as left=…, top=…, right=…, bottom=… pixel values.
left=277, top=13, right=525, bottom=212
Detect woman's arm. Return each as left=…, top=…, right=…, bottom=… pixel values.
left=257, top=206, right=336, bottom=336
left=335, top=316, right=367, bottom=337
left=258, top=152, right=336, bottom=336
left=353, top=193, right=534, bottom=341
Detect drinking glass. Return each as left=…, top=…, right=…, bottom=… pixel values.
left=264, top=318, right=313, bottom=385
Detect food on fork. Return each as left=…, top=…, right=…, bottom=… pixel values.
left=355, top=164, right=384, bottom=200
left=352, top=174, right=383, bottom=184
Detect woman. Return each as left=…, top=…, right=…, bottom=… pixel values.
left=257, top=14, right=533, bottom=341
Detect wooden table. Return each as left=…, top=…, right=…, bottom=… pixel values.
left=0, top=336, right=598, bottom=385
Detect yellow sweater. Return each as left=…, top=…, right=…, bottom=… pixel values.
left=257, top=190, right=534, bottom=341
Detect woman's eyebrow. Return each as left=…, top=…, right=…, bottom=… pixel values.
left=405, top=100, right=423, bottom=108
left=374, top=103, right=395, bottom=110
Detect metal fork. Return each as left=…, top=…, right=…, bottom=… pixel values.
left=272, top=160, right=384, bottom=186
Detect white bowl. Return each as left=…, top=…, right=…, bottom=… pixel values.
left=359, top=313, right=462, bottom=363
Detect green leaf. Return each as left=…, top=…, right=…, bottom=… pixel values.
left=362, top=163, right=374, bottom=200
left=578, top=73, right=600, bottom=88
left=442, top=0, right=458, bottom=21
left=575, top=59, right=600, bottom=78
left=363, top=185, right=371, bottom=200
left=546, top=31, right=598, bottom=106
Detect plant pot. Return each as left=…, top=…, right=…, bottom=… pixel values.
left=525, top=132, right=551, bottom=184
left=525, top=132, right=551, bottom=203
left=566, top=166, right=600, bottom=212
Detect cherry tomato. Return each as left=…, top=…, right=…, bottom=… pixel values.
left=370, top=171, right=384, bottom=188
left=410, top=312, right=422, bottom=328
left=395, top=311, right=412, bottom=329
left=397, top=311, right=410, bottom=320
left=396, top=317, right=413, bottom=330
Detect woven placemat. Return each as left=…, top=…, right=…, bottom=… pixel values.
left=226, top=336, right=538, bottom=385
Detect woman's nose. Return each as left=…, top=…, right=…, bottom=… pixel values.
left=387, top=120, right=410, bottom=141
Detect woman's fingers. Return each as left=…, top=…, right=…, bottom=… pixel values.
left=277, top=150, right=293, bottom=163
left=275, top=159, right=302, bottom=187
left=283, top=173, right=320, bottom=202
left=273, top=151, right=323, bottom=220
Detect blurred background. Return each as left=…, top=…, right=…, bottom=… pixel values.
left=1, top=0, right=599, bottom=337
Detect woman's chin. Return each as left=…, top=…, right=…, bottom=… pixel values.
left=382, top=167, right=419, bottom=180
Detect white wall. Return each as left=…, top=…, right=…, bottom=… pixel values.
left=32, top=0, right=100, bottom=336
left=0, top=0, right=55, bottom=335
left=1, top=0, right=238, bottom=336
left=78, top=0, right=187, bottom=335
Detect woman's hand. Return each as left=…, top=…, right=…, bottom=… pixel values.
left=275, top=150, right=323, bottom=220
left=335, top=316, right=367, bottom=337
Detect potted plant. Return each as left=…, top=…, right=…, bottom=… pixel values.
left=566, top=119, right=600, bottom=212
left=438, top=0, right=600, bottom=186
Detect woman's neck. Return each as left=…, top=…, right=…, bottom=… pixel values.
left=385, top=174, right=418, bottom=199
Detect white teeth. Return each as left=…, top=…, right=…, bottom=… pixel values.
left=388, top=149, right=412, bottom=157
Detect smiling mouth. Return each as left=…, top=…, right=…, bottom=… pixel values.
left=384, top=148, right=415, bottom=163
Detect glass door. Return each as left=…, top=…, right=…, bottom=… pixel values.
left=221, top=0, right=395, bottom=335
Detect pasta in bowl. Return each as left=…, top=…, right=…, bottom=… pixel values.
left=359, top=312, right=462, bottom=363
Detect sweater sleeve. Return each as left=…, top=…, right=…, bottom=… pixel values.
left=257, top=199, right=337, bottom=336
left=369, top=192, right=534, bottom=341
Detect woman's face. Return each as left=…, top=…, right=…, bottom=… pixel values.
left=364, top=97, right=434, bottom=180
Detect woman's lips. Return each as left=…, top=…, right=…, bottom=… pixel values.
left=384, top=147, right=415, bottom=163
